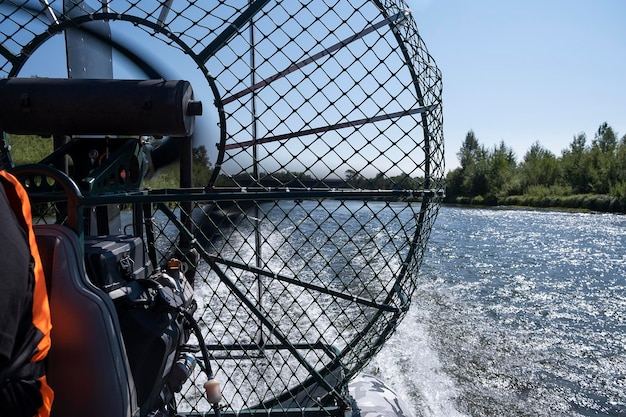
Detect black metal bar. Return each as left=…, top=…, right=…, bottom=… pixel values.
left=222, top=11, right=408, bottom=105
left=202, top=342, right=334, bottom=352
left=198, top=342, right=339, bottom=364
left=157, top=0, right=173, bottom=26
left=180, top=408, right=343, bottom=417
left=39, top=0, right=59, bottom=25
left=0, top=43, right=17, bottom=65
left=205, top=74, right=228, bottom=189
left=132, top=203, right=144, bottom=240
left=223, top=106, right=435, bottom=150
left=77, top=188, right=442, bottom=205
left=211, top=256, right=400, bottom=313
left=178, top=135, right=198, bottom=285
left=142, top=203, right=158, bottom=269
left=10, top=164, right=83, bottom=232
left=197, top=0, right=271, bottom=63
left=52, top=135, right=68, bottom=174
left=75, top=189, right=443, bottom=206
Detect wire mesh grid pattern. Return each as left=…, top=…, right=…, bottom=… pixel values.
left=2, top=0, right=444, bottom=415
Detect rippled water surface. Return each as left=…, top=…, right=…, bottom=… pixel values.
left=368, top=206, right=626, bottom=417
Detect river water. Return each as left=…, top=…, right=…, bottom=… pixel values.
left=366, top=206, right=626, bottom=417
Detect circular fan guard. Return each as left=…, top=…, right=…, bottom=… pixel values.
left=1, top=1, right=444, bottom=414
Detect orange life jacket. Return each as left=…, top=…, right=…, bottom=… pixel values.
left=0, top=170, right=53, bottom=417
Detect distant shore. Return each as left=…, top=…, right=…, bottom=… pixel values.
left=445, top=194, right=626, bottom=213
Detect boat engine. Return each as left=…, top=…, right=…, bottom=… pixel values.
left=83, top=237, right=198, bottom=416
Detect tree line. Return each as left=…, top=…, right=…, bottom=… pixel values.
left=445, top=122, right=626, bottom=211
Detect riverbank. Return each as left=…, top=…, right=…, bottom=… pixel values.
left=447, top=193, right=626, bottom=213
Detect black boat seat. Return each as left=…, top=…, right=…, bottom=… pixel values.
left=34, top=225, right=138, bottom=417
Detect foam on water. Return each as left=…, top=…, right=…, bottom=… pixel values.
left=365, top=303, right=466, bottom=417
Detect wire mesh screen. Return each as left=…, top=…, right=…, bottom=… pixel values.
left=144, top=195, right=442, bottom=413
left=2, top=0, right=444, bottom=415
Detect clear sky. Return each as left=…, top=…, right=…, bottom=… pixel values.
left=12, top=1, right=625, bottom=175
left=406, top=0, right=626, bottom=172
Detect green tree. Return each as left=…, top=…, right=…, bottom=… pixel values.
left=145, top=144, right=213, bottom=189
left=192, top=145, right=213, bottom=187
left=445, top=167, right=463, bottom=200
left=589, top=122, right=618, bottom=193
left=488, top=141, right=517, bottom=196
left=615, top=134, right=626, bottom=186
left=457, top=130, right=489, bottom=196
left=593, top=122, right=617, bottom=154
left=561, top=132, right=592, bottom=193
left=457, top=130, right=480, bottom=170
left=345, top=168, right=366, bottom=188
left=519, top=142, right=559, bottom=191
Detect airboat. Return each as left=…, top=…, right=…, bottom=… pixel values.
left=0, top=1, right=444, bottom=416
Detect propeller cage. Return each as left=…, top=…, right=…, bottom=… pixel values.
left=1, top=1, right=444, bottom=416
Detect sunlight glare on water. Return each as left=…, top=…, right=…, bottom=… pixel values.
left=371, top=206, right=626, bottom=417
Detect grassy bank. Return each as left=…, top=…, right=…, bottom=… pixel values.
left=448, top=194, right=626, bottom=213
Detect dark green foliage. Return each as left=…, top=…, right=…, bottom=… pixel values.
left=6, top=134, right=53, bottom=165
left=446, top=123, right=626, bottom=212
left=519, top=142, right=560, bottom=191
left=145, top=145, right=214, bottom=189
left=561, top=133, right=592, bottom=193
left=191, top=145, right=212, bottom=187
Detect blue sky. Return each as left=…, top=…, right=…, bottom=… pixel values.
left=13, top=1, right=625, bottom=175
left=406, top=0, right=626, bottom=171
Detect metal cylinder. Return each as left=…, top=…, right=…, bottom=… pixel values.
left=0, top=78, right=202, bottom=136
